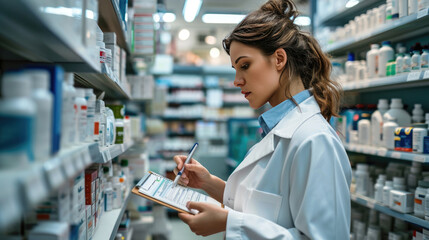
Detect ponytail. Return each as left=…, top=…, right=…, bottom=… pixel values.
left=223, top=0, right=342, bottom=121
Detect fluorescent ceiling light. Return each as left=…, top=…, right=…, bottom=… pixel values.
left=295, top=16, right=311, bottom=26
left=153, top=12, right=176, bottom=23
left=205, top=35, right=217, bottom=45
left=202, top=14, right=246, bottom=24
left=345, top=0, right=359, bottom=8
left=210, top=47, right=220, bottom=58
left=183, top=0, right=203, bottom=22
left=178, top=29, right=190, bottom=40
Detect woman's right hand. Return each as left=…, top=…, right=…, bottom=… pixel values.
left=173, top=155, right=211, bottom=190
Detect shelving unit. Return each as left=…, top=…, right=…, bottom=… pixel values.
left=0, top=0, right=100, bottom=73
left=75, top=63, right=131, bottom=99
left=92, top=190, right=132, bottom=240
left=318, top=0, right=384, bottom=26
left=342, top=70, right=429, bottom=92
left=351, top=193, right=429, bottom=229
left=0, top=140, right=133, bottom=231
left=98, top=0, right=130, bottom=53
left=345, top=144, right=429, bottom=163
left=324, top=8, right=429, bottom=56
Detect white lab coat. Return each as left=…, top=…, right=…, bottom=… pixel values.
left=223, top=96, right=352, bottom=239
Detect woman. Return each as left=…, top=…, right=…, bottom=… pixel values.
left=173, top=0, right=352, bottom=238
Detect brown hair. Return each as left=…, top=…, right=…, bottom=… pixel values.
left=222, top=0, right=342, bottom=121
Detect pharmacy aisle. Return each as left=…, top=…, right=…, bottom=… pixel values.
left=314, top=0, right=429, bottom=238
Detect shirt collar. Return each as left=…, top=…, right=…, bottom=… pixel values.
left=258, top=90, right=311, bottom=137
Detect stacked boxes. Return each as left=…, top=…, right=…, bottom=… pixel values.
left=85, top=167, right=98, bottom=240
left=104, top=32, right=121, bottom=80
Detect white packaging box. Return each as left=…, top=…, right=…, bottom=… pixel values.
left=86, top=205, right=93, bottom=239
left=106, top=44, right=120, bottom=78
left=104, top=32, right=117, bottom=44
left=390, top=190, right=414, bottom=213
left=29, top=222, right=70, bottom=240
left=120, top=48, right=127, bottom=83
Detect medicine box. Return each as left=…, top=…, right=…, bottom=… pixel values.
left=394, top=127, right=413, bottom=152
left=104, top=32, right=117, bottom=44
left=28, top=221, right=70, bottom=240
left=390, top=190, right=414, bottom=213
left=424, top=136, right=429, bottom=154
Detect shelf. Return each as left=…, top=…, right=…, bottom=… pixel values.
left=160, top=116, right=203, bottom=121
left=345, top=144, right=429, bottom=163
left=126, top=228, right=134, bottom=240
left=351, top=193, right=429, bottom=229
left=167, top=100, right=205, bottom=105
left=0, top=141, right=134, bottom=231
left=96, top=141, right=135, bottom=163
left=342, top=70, right=429, bottom=92
left=324, top=8, right=429, bottom=56
left=223, top=101, right=249, bottom=106
left=92, top=190, right=132, bottom=240
left=0, top=0, right=100, bottom=72
left=98, top=0, right=130, bottom=53
left=167, top=132, right=196, bottom=137
left=318, top=0, right=384, bottom=26
left=76, top=63, right=130, bottom=100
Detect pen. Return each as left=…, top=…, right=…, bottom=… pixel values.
left=173, top=143, right=199, bottom=188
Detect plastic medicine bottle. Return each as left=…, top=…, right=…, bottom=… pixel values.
left=378, top=41, right=395, bottom=77
left=375, top=174, right=387, bottom=203
left=383, top=116, right=399, bottom=149
left=403, top=53, right=412, bottom=72
left=358, top=115, right=371, bottom=145
left=412, top=104, right=425, bottom=123
left=356, top=164, right=370, bottom=196
left=383, top=180, right=394, bottom=206
left=413, top=124, right=428, bottom=153
left=411, top=50, right=422, bottom=71
left=371, top=99, right=389, bottom=147
left=415, top=180, right=429, bottom=217
left=367, top=44, right=380, bottom=78
left=383, top=98, right=411, bottom=127
left=75, top=88, right=88, bottom=143
left=0, top=71, right=36, bottom=168
left=421, top=49, right=429, bottom=69
left=61, top=73, right=76, bottom=148
left=28, top=69, right=53, bottom=161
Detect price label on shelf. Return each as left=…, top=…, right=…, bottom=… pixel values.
left=21, top=168, right=48, bottom=205
left=366, top=200, right=375, bottom=209
left=417, top=8, right=429, bottom=19
left=377, top=148, right=388, bottom=157
left=73, top=152, right=85, bottom=172
left=424, top=70, right=429, bottom=79
left=413, top=155, right=426, bottom=163
left=61, top=155, right=76, bottom=178
left=81, top=149, right=92, bottom=165
left=391, top=151, right=402, bottom=159
left=44, top=157, right=65, bottom=189
left=407, top=71, right=421, bottom=81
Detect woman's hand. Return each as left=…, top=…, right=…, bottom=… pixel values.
left=173, top=155, right=211, bottom=190
left=179, top=202, right=228, bottom=236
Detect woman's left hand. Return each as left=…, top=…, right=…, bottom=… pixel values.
left=179, top=201, right=228, bottom=236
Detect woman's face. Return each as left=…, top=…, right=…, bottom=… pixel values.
left=230, top=41, right=286, bottom=109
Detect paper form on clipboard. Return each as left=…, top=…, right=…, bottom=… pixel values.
left=132, top=171, right=222, bottom=214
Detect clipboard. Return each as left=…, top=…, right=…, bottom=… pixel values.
left=132, top=171, right=222, bottom=214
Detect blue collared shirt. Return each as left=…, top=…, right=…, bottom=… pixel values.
left=258, top=90, right=311, bottom=138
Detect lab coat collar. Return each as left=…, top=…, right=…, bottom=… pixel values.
left=231, top=96, right=321, bottom=174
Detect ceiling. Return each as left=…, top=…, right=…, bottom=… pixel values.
left=156, top=0, right=311, bottom=65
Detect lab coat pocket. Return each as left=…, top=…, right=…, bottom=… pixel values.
left=246, top=189, right=283, bottom=222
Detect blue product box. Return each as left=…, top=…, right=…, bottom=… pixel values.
left=424, top=136, right=429, bottom=154
left=394, top=127, right=413, bottom=152
left=25, top=65, right=64, bottom=155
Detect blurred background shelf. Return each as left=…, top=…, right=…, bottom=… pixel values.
left=325, top=9, right=429, bottom=56
left=351, top=193, right=429, bottom=229
left=0, top=0, right=100, bottom=73
left=92, top=190, right=132, bottom=240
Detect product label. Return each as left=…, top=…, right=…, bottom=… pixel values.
left=394, top=127, right=413, bottom=152
left=94, top=121, right=100, bottom=135
left=0, top=114, right=34, bottom=163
